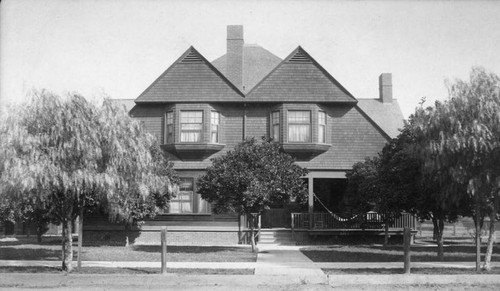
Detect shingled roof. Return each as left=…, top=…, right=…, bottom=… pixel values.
left=357, top=99, right=405, bottom=138
left=135, top=46, right=244, bottom=103
left=245, top=46, right=357, bottom=103
left=212, top=44, right=282, bottom=92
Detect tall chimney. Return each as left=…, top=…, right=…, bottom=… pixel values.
left=379, top=73, right=392, bottom=103
left=226, top=25, right=244, bottom=90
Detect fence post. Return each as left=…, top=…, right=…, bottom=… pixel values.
left=161, top=227, right=167, bottom=274
left=403, top=227, right=411, bottom=274
left=291, top=213, right=295, bottom=239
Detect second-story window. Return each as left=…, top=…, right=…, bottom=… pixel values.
left=180, top=111, right=203, bottom=142
left=288, top=111, right=311, bottom=142
left=165, top=111, right=174, bottom=144
left=271, top=111, right=280, bottom=141
left=210, top=111, right=220, bottom=143
left=318, top=111, right=326, bottom=143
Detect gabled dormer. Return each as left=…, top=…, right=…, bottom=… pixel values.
left=134, top=47, right=245, bottom=160
left=245, top=46, right=358, bottom=104
left=135, top=46, right=244, bottom=103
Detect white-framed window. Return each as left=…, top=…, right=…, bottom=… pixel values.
left=210, top=111, right=220, bottom=143
left=169, top=178, right=194, bottom=213
left=180, top=111, right=203, bottom=143
left=165, top=111, right=174, bottom=144
left=288, top=111, right=311, bottom=142
left=271, top=111, right=280, bottom=141
left=318, top=111, right=326, bottom=144
left=198, top=196, right=210, bottom=214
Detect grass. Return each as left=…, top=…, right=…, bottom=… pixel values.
left=0, top=238, right=257, bottom=262
left=323, top=267, right=500, bottom=275
left=301, top=243, right=500, bottom=262
left=0, top=266, right=253, bottom=275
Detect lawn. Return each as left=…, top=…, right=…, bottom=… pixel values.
left=0, top=238, right=257, bottom=262
left=301, top=243, right=500, bottom=262
left=323, top=267, right=500, bottom=275
left=0, top=266, right=253, bottom=275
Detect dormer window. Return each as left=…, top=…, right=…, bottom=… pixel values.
left=165, top=111, right=174, bottom=144
left=210, top=111, right=220, bottom=143
left=162, top=106, right=225, bottom=160
left=180, top=111, right=203, bottom=143
left=271, top=111, right=280, bottom=141
left=318, top=111, right=326, bottom=144
left=288, top=111, right=311, bottom=143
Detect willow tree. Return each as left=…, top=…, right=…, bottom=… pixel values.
left=0, top=91, right=174, bottom=272
left=385, top=120, right=469, bottom=260
left=197, top=137, right=308, bottom=252
left=414, top=67, right=500, bottom=271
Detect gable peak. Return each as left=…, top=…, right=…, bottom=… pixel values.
left=287, top=46, right=312, bottom=63
left=180, top=47, right=204, bottom=63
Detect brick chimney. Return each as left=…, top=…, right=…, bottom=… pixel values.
left=379, top=73, right=392, bottom=103
left=226, top=25, right=244, bottom=90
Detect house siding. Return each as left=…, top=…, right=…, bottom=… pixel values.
left=134, top=103, right=388, bottom=172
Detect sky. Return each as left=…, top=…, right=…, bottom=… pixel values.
left=1, top=0, right=500, bottom=118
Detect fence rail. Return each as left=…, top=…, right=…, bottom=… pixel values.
left=291, top=212, right=416, bottom=231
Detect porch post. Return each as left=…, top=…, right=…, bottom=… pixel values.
left=308, top=176, right=314, bottom=229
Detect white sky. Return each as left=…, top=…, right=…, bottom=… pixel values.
left=1, top=0, right=500, bottom=118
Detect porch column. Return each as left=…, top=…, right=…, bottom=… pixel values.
left=308, top=176, right=314, bottom=229
left=308, top=176, right=314, bottom=214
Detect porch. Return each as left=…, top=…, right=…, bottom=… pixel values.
left=289, top=212, right=417, bottom=242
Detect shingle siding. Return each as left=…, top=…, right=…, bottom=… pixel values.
left=300, top=105, right=388, bottom=170
left=131, top=104, right=166, bottom=142
left=245, top=104, right=270, bottom=139
left=137, top=103, right=388, bottom=171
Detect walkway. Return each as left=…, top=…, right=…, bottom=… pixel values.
left=255, top=244, right=326, bottom=284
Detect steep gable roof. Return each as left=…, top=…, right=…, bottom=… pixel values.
left=212, top=44, right=282, bottom=92
left=245, top=46, right=357, bottom=103
left=135, top=46, right=244, bottom=103
left=357, top=99, right=405, bottom=138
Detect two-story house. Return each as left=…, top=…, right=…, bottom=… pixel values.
left=87, top=25, right=404, bottom=245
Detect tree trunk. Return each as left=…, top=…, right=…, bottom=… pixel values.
left=431, top=217, right=438, bottom=241
left=483, top=211, right=497, bottom=271
left=474, top=209, right=481, bottom=272
left=36, top=223, right=43, bottom=244
left=383, top=221, right=389, bottom=247
left=77, top=207, right=83, bottom=270
left=250, top=215, right=256, bottom=253
left=125, top=223, right=131, bottom=247
left=436, top=218, right=444, bottom=261
left=61, top=219, right=73, bottom=272
left=238, top=215, right=242, bottom=244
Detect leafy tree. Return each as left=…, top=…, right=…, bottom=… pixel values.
left=345, top=157, right=380, bottom=215
left=384, top=120, right=470, bottom=260
left=413, top=67, right=500, bottom=271
left=346, top=152, right=410, bottom=247
left=197, top=137, right=308, bottom=252
left=0, top=91, right=174, bottom=272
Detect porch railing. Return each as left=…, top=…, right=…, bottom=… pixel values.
left=291, top=212, right=417, bottom=231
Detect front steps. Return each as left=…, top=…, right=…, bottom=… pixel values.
left=258, top=229, right=295, bottom=245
